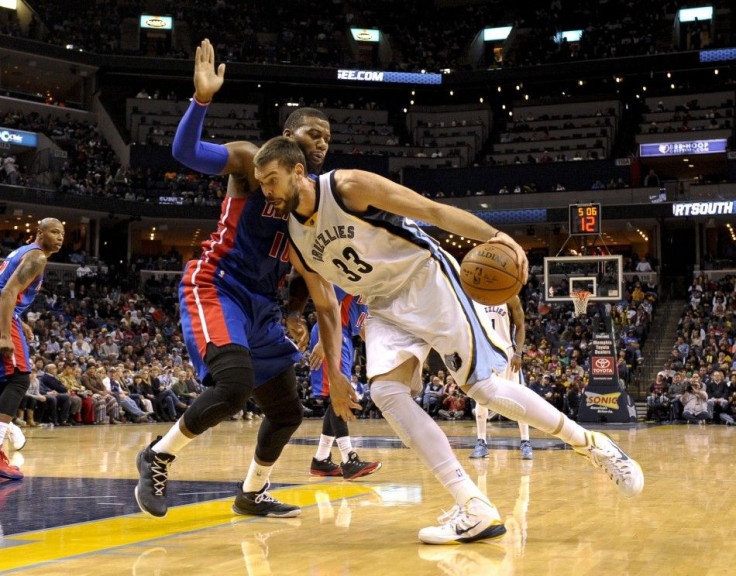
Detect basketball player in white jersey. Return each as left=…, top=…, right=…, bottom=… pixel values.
left=471, top=295, right=533, bottom=460
left=252, top=137, right=644, bottom=545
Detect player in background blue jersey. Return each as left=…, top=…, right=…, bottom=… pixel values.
left=134, top=39, right=334, bottom=519
left=291, top=285, right=381, bottom=480
left=0, top=218, right=64, bottom=480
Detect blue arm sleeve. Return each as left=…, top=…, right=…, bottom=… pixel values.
left=171, top=100, right=229, bottom=174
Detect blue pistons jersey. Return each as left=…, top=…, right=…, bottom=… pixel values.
left=178, top=190, right=300, bottom=387
left=0, top=242, right=44, bottom=377
left=192, top=189, right=292, bottom=300
left=0, top=243, right=44, bottom=316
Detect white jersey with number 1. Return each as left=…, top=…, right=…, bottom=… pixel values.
left=484, top=303, right=522, bottom=384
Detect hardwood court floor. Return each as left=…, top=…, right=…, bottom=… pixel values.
left=1, top=417, right=734, bottom=576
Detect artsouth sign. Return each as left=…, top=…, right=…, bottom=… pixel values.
left=671, top=201, right=735, bottom=217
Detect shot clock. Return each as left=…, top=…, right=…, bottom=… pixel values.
left=569, top=203, right=602, bottom=236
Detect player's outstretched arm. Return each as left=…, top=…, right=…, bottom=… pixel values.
left=289, top=247, right=361, bottom=421
left=335, top=169, right=528, bottom=282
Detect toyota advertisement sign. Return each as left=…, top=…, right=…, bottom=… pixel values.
left=577, top=333, right=636, bottom=423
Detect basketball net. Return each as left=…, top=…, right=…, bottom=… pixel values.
left=571, top=290, right=592, bottom=317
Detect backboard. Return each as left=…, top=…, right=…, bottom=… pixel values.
left=543, top=255, right=623, bottom=302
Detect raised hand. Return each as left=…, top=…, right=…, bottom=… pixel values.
left=193, top=38, right=226, bottom=103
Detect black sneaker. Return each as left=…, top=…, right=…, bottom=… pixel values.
left=134, top=437, right=176, bottom=518
left=232, top=482, right=301, bottom=517
left=341, top=451, right=381, bottom=480
left=310, top=454, right=343, bottom=477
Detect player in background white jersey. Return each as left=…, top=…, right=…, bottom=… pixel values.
left=471, top=295, right=533, bottom=460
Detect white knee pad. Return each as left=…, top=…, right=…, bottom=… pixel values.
left=467, top=375, right=527, bottom=421
left=371, top=380, right=455, bottom=469
left=371, top=380, right=416, bottom=448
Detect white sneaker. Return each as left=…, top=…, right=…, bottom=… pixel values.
left=7, top=422, right=26, bottom=451
left=574, top=431, right=644, bottom=497
left=418, top=498, right=506, bottom=545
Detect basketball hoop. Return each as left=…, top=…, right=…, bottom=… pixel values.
left=571, top=290, right=592, bottom=317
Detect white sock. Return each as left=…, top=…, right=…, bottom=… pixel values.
left=432, top=457, right=487, bottom=504
left=0, top=422, right=8, bottom=445
left=336, top=436, right=354, bottom=463
left=315, top=434, right=335, bottom=461
left=242, top=460, right=273, bottom=493
left=518, top=421, right=530, bottom=442
left=467, top=375, right=587, bottom=447
left=152, top=420, right=194, bottom=455
left=475, top=405, right=488, bottom=441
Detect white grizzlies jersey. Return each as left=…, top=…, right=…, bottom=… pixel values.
left=484, top=303, right=524, bottom=385
left=288, top=171, right=433, bottom=299
left=484, top=304, right=514, bottom=357
left=288, top=171, right=508, bottom=389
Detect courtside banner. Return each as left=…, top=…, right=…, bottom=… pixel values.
left=577, top=333, right=637, bottom=423
left=640, top=139, right=727, bottom=157
left=337, top=69, right=442, bottom=85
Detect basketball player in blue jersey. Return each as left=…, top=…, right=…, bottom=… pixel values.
left=134, top=39, right=332, bottom=519
left=293, top=285, right=380, bottom=479
left=253, top=137, right=644, bottom=544
left=0, top=218, right=64, bottom=480
left=471, top=295, right=533, bottom=461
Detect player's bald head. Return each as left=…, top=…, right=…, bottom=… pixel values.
left=38, top=217, right=63, bottom=232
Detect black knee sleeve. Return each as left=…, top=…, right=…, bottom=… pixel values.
left=0, top=371, right=30, bottom=417
left=183, top=343, right=254, bottom=435
left=323, top=403, right=349, bottom=438
left=252, top=367, right=303, bottom=463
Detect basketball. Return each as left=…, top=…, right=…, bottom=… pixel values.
left=460, top=242, right=523, bottom=306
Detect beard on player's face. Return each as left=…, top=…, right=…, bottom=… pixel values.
left=272, top=176, right=301, bottom=217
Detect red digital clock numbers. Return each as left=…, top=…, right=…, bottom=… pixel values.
left=569, top=203, right=602, bottom=236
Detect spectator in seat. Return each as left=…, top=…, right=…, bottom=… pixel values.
left=100, top=335, right=120, bottom=362
left=129, top=373, right=155, bottom=417
left=705, top=369, right=730, bottom=423
left=40, top=363, right=80, bottom=426
left=646, top=387, right=670, bottom=422
left=81, top=362, right=121, bottom=424
left=422, top=376, right=444, bottom=417
left=72, top=334, right=92, bottom=358
left=635, top=256, right=653, bottom=273
left=681, top=378, right=711, bottom=425
left=108, top=366, right=150, bottom=423
left=438, top=386, right=466, bottom=421
left=59, top=362, right=92, bottom=424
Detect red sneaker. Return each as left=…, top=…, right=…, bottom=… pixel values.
left=0, top=448, right=23, bottom=480
left=341, top=452, right=381, bottom=480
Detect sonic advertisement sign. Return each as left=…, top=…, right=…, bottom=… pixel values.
left=577, top=333, right=636, bottom=423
